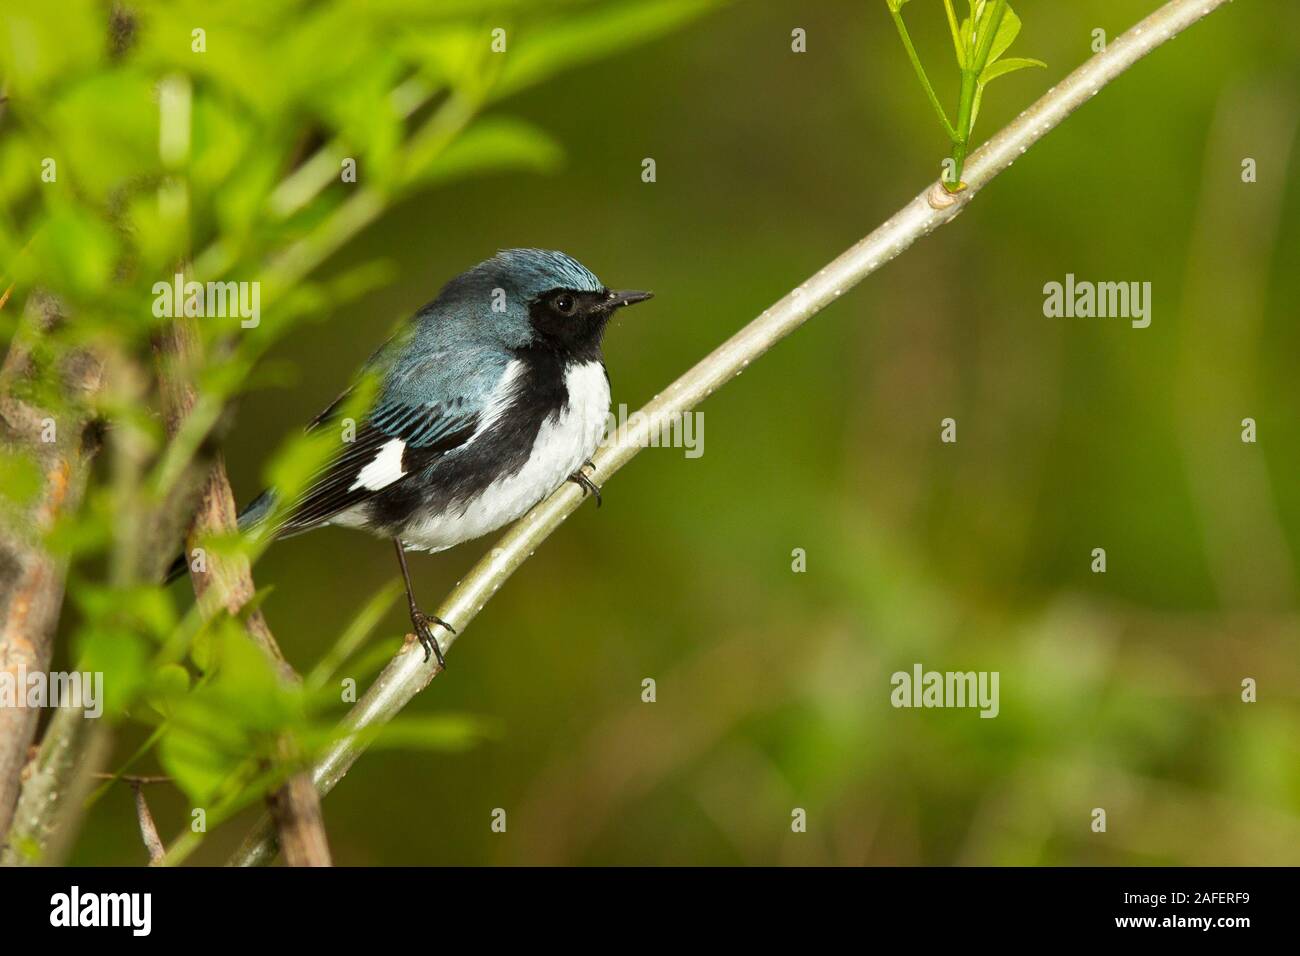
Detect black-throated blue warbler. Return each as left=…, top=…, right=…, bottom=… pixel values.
left=171, top=249, right=652, bottom=666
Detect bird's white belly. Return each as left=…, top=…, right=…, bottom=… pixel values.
left=399, top=361, right=609, bottom=553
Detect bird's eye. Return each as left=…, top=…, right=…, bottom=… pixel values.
left=552, top=293, right=576, bottom=316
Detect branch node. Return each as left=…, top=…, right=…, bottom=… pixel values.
left=927, top=180, right=964, bottom=210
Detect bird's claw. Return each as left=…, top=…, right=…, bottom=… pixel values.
left=410, top=609, right=454, bottom=667
left=568, top=467, right=602, bottom=508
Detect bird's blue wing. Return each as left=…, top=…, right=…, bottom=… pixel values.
left=270, top=345, right=513, bottom=536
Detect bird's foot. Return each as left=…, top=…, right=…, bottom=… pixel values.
left=410, top=608, right=454, bottom=667
left=568, top=464, right=602, bottom=508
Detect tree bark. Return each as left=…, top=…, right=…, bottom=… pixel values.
left=0, top=292, right=103, bottom=842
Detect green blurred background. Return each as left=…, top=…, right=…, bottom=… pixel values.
left=56, top=0, right=1300, bottom=864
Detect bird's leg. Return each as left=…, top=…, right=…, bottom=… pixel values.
left=567, top=459, right=602, bottom=508
left=392, top=539, right=454, bottom=667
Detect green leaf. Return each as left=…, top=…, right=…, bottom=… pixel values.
left=191, top=626, right=215, bottom=674
left=971, top=57, right=1045, bottom=127
left=493, top=0, right=717, bottom=101
left=404, top=116, right=563, bottom=188
left=158, top=717, right=248, bottom=807
left=986, top=5, right=1022, bottom=65
left=0, top=132, right=39, bottom=210
left=0, top=0, right=103, bottom=98
left=958, top=16, right=974, bottom=61
left=44, top=71, right=160, bottom=203
left=943, top=0, right=965, bottom=68
left=980, top=56, right=1046, bottom=84
left=22, top=204, right=119, bottom=301
left=397, top=21, right=482, bottom=95
left=72, top=582, right=177, bottom=642
left=207, top=623, right=298, bottom=732
left=159, top=623, right=305, bottom=806
left=146, top=664, right=192, bottom=719
left=77, top=626, right=151, bottom=718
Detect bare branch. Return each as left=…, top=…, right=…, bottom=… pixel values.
left=227, top=0, right=1234, bottom=865
left=157, top=316, right=332, bottom=867
left=131, top=781, right=166, bottom=866
left=92, top=773, right=172, bottom=785
left=268, top=768, right=332, bottom=867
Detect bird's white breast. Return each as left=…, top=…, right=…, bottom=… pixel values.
left=399, top=361, right=610, bottom=552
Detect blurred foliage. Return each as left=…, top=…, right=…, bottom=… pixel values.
left=0, top=0, right=717, bottom=857
left=2, top=0, right=1298, bottom=866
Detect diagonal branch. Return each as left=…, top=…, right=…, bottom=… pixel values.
left=226, top=0, right=1233, bottom=865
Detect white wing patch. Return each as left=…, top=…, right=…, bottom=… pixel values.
left=350, top=437, right=407, bottom=492
left=344, top=361, right=524, bottom=497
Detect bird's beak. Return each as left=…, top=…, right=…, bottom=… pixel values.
left=601, top=289, right=654, bottom=311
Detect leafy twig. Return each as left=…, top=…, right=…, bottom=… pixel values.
left=889, top=0, right=1045, bottom=190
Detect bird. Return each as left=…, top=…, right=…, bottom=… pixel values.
left=169, top=249, right=652, bottom=667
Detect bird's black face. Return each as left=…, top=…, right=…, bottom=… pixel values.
left=527, top=287, right=653, bottom=360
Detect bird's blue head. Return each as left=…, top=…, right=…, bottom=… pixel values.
left=430, top=249, right=652, bottom=360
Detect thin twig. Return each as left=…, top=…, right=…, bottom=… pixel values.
left=130, top=781, right=166, bottom=866
left=92, top=773, right=172, bottom=785
left=227, top=0, right=1235, bottom=866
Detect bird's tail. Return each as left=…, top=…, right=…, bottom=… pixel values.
left=163, top=489, right=279, bottom=584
